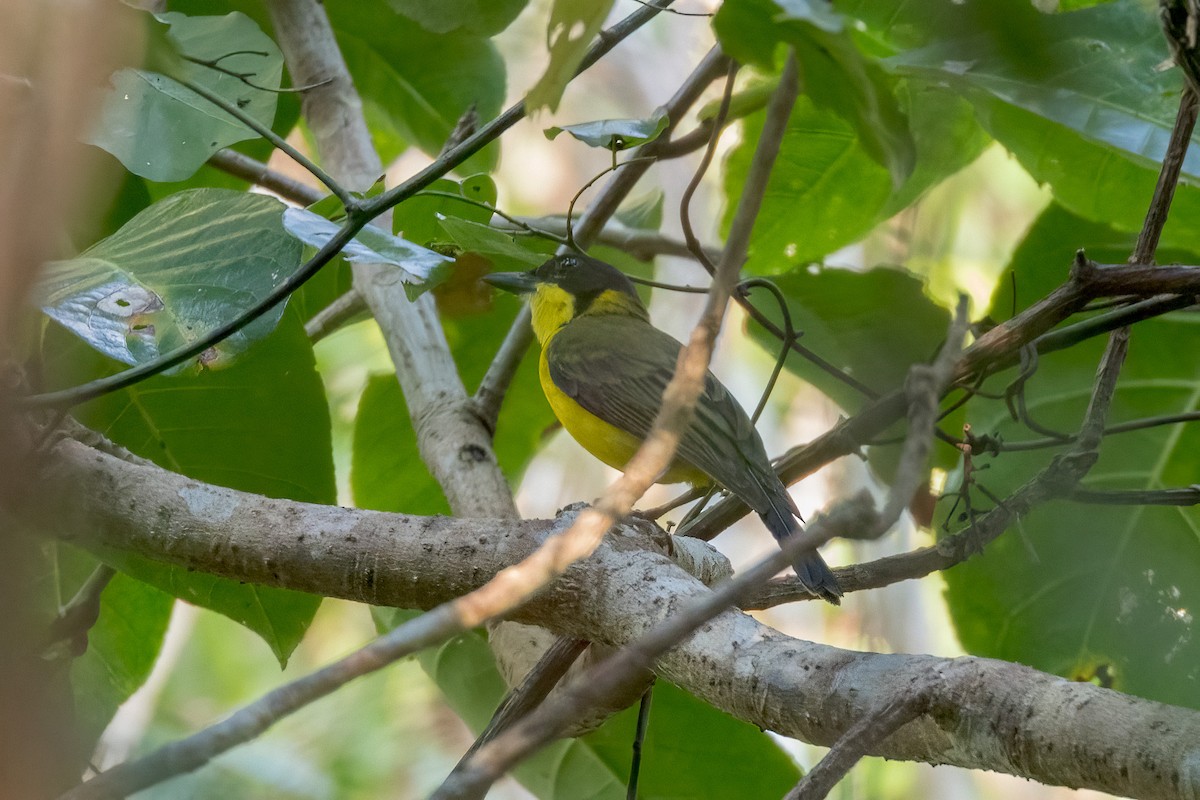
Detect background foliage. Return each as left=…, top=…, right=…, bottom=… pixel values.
left=29, top=0, right=1200, bottom=797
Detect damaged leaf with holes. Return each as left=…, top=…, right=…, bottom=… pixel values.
left=36, top=188, right=302, bottom=371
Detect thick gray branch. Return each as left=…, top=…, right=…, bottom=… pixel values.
left=266, top=0, right=515, bottom=519
left=32, top=439, right=1200, bottom=800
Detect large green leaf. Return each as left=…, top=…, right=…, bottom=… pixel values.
left=943, top=205, right=1200, bottom=709
left=714, top=0, right=914, bottom=181
left=725, top=96, right=891, bottom=269
left=37, top=189, right=302, bottom=370
left=140, top=88, right=302, bottom=203
left=887, top=1, right=1186, bottom=175
left=743, top=263, right=959, bottom=479
left=746, top=264, right=949, bottom=409
left=42, top=309, right=332, bottom=665
left=978, top=100, right=1200, bottom=255
left=881, top=84, right=990, bottom=217
left=325, top=1, right=506, bottom=169
left=86, top=11, right=282, bottom=182
left=724, top=81, right=985, bottom=272
left=871, top=0, right=1200, bottom=250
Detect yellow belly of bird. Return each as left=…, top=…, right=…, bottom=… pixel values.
left=538, top=350, right=705, bottom=485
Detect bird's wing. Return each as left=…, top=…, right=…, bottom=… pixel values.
left=546, top=315, right=773, bottom=508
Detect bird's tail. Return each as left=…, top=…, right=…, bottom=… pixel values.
left=760, top=494, right=842, bottom=605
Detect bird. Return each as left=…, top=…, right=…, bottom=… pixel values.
left=484, top=253, right=842, bottom=603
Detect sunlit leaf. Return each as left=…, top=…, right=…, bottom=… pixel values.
left=282, top=207, right=452, bottom=299
left=714, top=0, right=914, bottom=181
left=725, top=96, right=891, bottom=268
left=526, top=0, right=616, bottom=112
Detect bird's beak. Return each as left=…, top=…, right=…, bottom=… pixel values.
left=483, top=271, right=539, bottom=295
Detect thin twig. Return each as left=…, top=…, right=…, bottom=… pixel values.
left=496, top=216, right=721, bottom=263
left=680, top=59, right=736, bottom=273
left=1000, top=409, right=1200, bottom=452
left=784, top=690, right=931, bottom=800
left=453, top=637, right=590, bottom=767
left=182, top=52, right=331, bottom=94
left=42, top=563, right=117, bottom=661
left=627, top=682, right=656, bottom=800
left=1068, top=486, right=1200, bottom=505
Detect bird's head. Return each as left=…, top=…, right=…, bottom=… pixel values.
left=484, top=254, right=648, bottom=344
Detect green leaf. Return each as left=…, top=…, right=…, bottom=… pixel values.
left=325, top=1, right=506, bottom=170
left=396, top=176, right=499, bottom=247
left=977, top=99, right=1200, bottom=255
left=351, top=374, right=448, bottom=516
left=438, top=218, right=546, bottom=267
left=526, top=0, right=616, bottom=113
left=745, top=264, right=948, bottom=408
left=545, top=109, right=669, bottom=150
left=387, top=0, right=528, bottom=36
left=881, top=84, right=990, bottom=216
left=724, top=77, right=988, bottom=270
left=714, top=0, right=915, bottom=182
left=887, top=1, right=1187, bottom=175
left=86, top=11, right=282, bottom=182
left=37, top=189, right=302, bottom=370
left=725, top=96, right=892, bottom=268
left=140, top=88, right=302, bottom=203
left=581, top=682, right=802, bottom=798
left=42, top=309, right=332, bottom=665
left=943, top=205, right=1200, bottom=709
